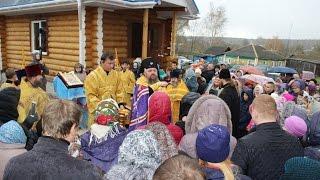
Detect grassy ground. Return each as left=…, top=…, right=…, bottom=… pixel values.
left=316, top=77, right=320, bottom=83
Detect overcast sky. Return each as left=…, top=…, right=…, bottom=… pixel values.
left=193, top=0, right=320, bottom=39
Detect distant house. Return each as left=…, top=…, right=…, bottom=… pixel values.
left=218, top=44, right=285, bottom=66
left=286, top=57, right=320, bottom=76
left=0, top=0, right=199, bottom=75
left=193, top=46, right=231, bottom=64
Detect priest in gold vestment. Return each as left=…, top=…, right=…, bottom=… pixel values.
left=136, top=58, right=168, bottom=91
left=18, top=64, right=49, bottom=123
left=165, top=69, right=189, bottom=123
left=119, top=60, right=136, bottom=107
left=84, top=53, right=124, bottom=126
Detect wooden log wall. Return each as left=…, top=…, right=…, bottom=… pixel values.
left=0, top=16, right=6, bottom=69
left=5, top=11, right=79, bottom=76
left=5, top=17, right=31, bottom=70
left=85, top=7, right=99, bottom=69
left=103, top=11, right=128, bottom=59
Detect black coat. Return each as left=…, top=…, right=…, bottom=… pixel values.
left=201, top=69, right=215, bottom=83
left=219, top=83, right=240, bottom=138
left=231, top=122, right=304, bottom=180
left=4, top=136, right=102, bottom=180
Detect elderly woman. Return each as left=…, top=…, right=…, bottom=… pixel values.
left=0, top=120, right=27, bottom=178
left=81, top=99, right=128, bottom=173
left=290, top=80, right=308, bottom=106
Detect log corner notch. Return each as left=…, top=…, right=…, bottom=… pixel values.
left=141, top=8, right=149, bottom=60
left=170, top=11, right=177, bottom=57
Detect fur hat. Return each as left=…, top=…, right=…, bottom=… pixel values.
left=219, top=69, right=231, bottom=79
left=25, top=64, right=42, bottom=77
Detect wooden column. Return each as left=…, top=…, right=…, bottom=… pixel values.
left=170, top=12, right=177, bottom=57
left=142, top=9, right=149, bottom=59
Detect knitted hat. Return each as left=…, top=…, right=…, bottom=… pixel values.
left=219, top=69, right=231, bottom=79
left=284, top=116, right=307, bottom=137
left=0, top=87, right=21, bottom=124
left=0, top=120, right=27, bottom=144
left=94, top=99, right=119, bottom=125
left=25, top=64, right=42, bottom=77
left=196, top=124, right=230, bottom=163
left=280, top=157, right=320, bottom=180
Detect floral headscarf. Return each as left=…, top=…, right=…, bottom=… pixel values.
left=145, top=122, right=178, bottom=163
left=107, top=129, right=161, bottom=180
left=94, top=98, right=119, bottom=125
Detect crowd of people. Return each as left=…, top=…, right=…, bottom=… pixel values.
left=1, top=52, right=320, bottom=180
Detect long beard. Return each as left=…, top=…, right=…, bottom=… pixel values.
left=148, top=77, right=159, bottom=85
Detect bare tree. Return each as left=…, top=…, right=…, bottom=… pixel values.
left=265, top=36, right=285, bottom=52
left=204, top=3, right=227, bottom=46
left=188, top=19, right=206, bottom=54
left=177, top=20, right=189, bottom=36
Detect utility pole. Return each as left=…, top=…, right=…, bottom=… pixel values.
left=285, top=23, right=293, bottom=57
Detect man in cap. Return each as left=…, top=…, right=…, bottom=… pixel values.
left=165, top=69, right=189, bottom=123
left=136, top=58, right=167, bottom=91
left=218, top=68, right=240, bottom=138
left=84, top=52, right=124, bottom=126
left=119, top=59, right=136, bottom=107
left=17, top=64, right=49, bottom=123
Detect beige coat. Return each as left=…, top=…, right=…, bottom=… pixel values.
left=0, top=142, right=26, bottom=178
